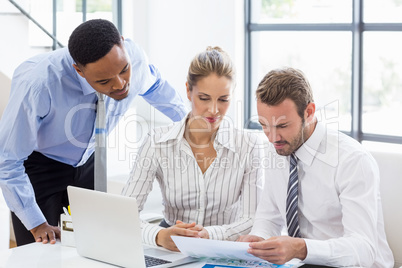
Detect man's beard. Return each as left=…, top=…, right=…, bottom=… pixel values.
left=275, top=119, right=307, bottom=156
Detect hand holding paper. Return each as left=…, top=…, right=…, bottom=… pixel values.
left=171, top=236, right=266, bottom=262
left=171, top=236, right=303, bottom=268
left=156, top=221, right=200, bottom=251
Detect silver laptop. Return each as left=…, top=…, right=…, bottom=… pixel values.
left=67, top=186, right=196, bottom=268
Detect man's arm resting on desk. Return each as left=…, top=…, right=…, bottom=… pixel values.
left=1, top=172, right=60, bottom=244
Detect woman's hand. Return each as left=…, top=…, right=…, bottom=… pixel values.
left=177, top=220, right=209, bottom=239
left=155, top=221, right=200, bottom=251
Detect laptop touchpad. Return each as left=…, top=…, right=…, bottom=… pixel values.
left=144, top=248, right=182, bottom=258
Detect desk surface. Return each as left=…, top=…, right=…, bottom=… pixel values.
left=0, top=242, right=201, bottom=268
left=0, top=242, right=333, bottom=268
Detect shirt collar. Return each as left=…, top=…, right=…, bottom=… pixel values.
left=75, top=67, right=97, bottom=96
left=156, top=114, right=188, bottom=143
left=294, top=120, right=325, bottom=166
left=155, top=114, right=237, bottom=153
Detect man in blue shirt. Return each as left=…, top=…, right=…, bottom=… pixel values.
left=0, top=19, right=187, bottom=246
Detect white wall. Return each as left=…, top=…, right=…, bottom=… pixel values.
left=0, top=72, right=11, bottom=119
left=131, top=0, right=245, bottom=125
left=0, top=1, right=50, bottom=78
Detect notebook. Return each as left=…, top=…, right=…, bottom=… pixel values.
left=67, top=186, right=196, bottom=268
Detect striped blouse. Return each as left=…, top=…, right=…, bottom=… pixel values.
left=122, top=116, right=266, bottom=246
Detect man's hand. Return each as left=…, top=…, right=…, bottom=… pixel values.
left=30, top=222, right=61, bottom=244
left=155, top=221, right=200, bottom=251
left=247, top=236, right=307, bottom=265
left=237, top=234, right=264, bottom=242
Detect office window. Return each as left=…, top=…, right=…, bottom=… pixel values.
left=250, top=31, right=352, bottom=131
left=245, top=0, right=402, bottom=143
left=364, top=0, right=402, bottom=23
left=56, top=0, right=115, bottom=45
left=25, top=0, right=120, bottom=48
left=362, top=32, right=402, bottom=137
left=251, top=0, right=352, bottom=23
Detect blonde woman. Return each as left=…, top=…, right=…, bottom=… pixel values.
left=123, top=47, right=265, bottom=251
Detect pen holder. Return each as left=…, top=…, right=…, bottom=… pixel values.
left=60, top=213, right=76, bottom=247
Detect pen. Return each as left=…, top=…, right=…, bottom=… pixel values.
left=68, top=205, right=71, bottom=215
left=63, top=207, right=69, bottom=216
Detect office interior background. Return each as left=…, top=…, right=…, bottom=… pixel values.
left=0, top=0, right=401, bottom=266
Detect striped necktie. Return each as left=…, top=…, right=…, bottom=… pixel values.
left=286, top=153, right=301, bottom=237
left=94, top=93, right=107, bottom=192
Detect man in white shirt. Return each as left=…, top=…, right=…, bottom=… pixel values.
left=238, top=68, right=394, bottom=267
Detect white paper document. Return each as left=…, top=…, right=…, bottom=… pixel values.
left=172, top=236, right=264, bottom=261
left=171, top=236, right=302, bottom=267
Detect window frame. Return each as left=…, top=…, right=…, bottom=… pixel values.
left=50, top=0, right=122, bottom=50
left=244, top=0, right=402, bottom=144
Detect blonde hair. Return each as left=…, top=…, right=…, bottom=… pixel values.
left=256, top=67, right=314, bottom=118
left=187, top=46, right=235, bottom=91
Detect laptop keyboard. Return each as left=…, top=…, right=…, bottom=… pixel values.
left=144, top=255, right=172, bottom=267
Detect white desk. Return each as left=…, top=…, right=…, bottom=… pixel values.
left=2, top=242, right=341, bottom=268
left=0, top=242, right=205, bottom=268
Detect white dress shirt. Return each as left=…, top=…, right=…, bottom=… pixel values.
left=123, top=116, right=266, bottom=246
left=250, top=122, right=394, bottom=267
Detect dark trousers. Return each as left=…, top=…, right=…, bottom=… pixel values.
left=11, top=151, right=94, bottom=246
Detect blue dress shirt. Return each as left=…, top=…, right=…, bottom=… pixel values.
left=0, top=39, right=187, bottom=230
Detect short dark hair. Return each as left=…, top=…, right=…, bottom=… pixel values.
left=256, top=67, right=314, bottom=119
left=68, top=19, right=122, bottom=67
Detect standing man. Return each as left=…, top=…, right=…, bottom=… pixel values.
left=239, top=68, right=394, bottom=267
left=0, top=19, right=187, bottom=246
